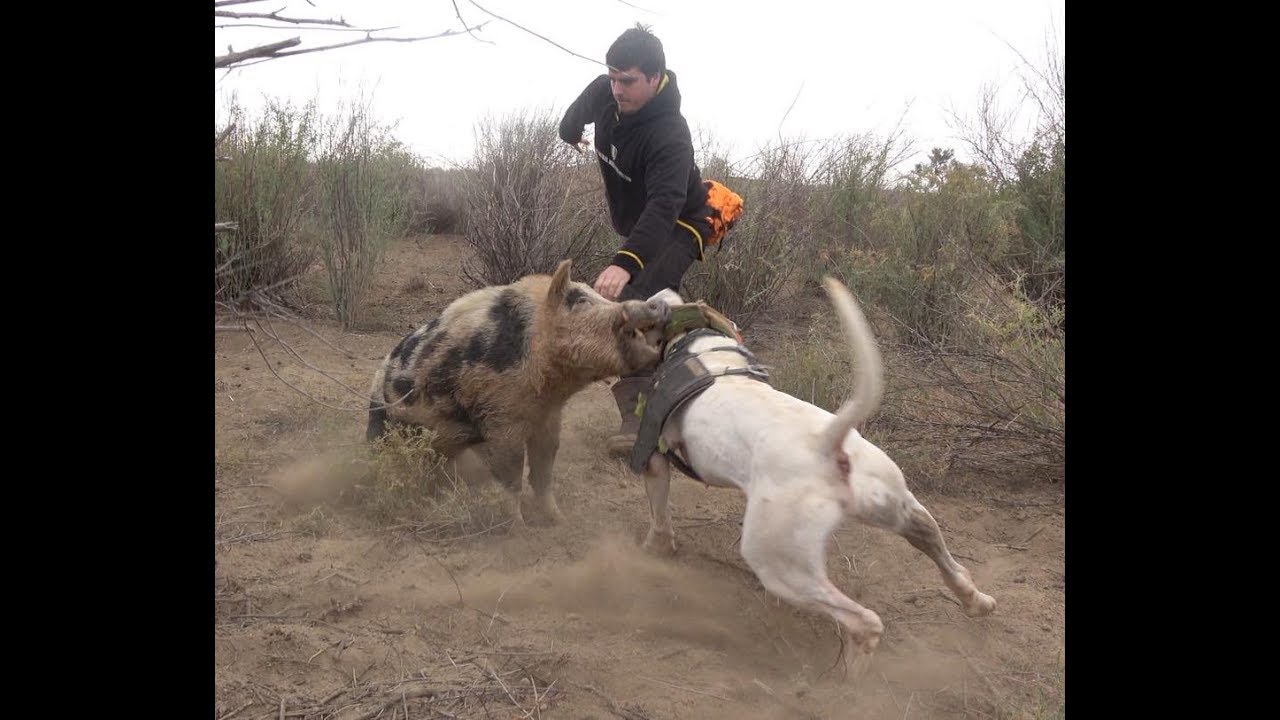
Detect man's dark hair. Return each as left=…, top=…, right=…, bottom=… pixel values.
left=606, top=23, right=665, bottom=78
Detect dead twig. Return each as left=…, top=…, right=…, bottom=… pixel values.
left=472, top=659, right=528, bottom=715
left=1018, top=525, right=1047, bottom=545
left=565, top=680, right=649, bottom=720
left=635, top=674, right=731, bottom=702
left=880, top=673, right=903, bottom=710
left=216, top=37, right=301, bottom=68
left=242, top=319, right=378, bottom=414
left=450, top=0, right=494, bottom=44
left=215, top=10, right=353, bottom=27
left=994, top=528, right=1042, bottom=552
left=222, top=26, right=488, bottom=69
left=432, top=555, right=467, bottom=608
left=218, top=22, right=399, bottom=33
left=342, top=685, right=448, bottom=720
left=217, top=529, right=284, bottom=546
left=216, top=123, right=237, bottom=148
left=217, top=699, right=254, bottom=720
left=466, top=0, right=612, bottom=69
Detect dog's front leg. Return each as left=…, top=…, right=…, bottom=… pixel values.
left=526, top=408, right=565, bottom=525
left=641, top=453, right=678, bottom=556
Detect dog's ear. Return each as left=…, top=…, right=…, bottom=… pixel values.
left=546, top=259, right=572, bottom=308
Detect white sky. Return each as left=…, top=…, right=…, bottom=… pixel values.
left=215, top=0, right=1063, bottom=173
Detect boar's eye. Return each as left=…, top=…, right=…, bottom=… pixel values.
left=564, top=288, right=590, bottom=309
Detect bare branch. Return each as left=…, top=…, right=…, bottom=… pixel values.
left=616, top=0, right=657, bottom=12
left=216, top=292, right=424, bottom=413
left=255, top=316, right=373, bottom=399
left=466, top=0, right=613, bottom=70
left=214, top=0, right=269, bottom=6
left=777, top=81, right=804, bottom=142
left=224, top=25, right=487, bottom=69
left=451, top=0, right=495, bottom=45
left=215, top=123, right=236, bottom=149
left=215, top=222, right=240, bottom=233
left=216, top=22, right=398, bottom=33
left=214, top=10, right=353, bottom=28
left=215, top=36, right=301, bottom=68
left=244, top=318, right=371, bottom=414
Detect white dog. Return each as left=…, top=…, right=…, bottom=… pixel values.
left=634, top=279, right=996, bottom=670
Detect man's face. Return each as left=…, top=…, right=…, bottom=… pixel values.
left=609, top=66, right=660, bottom=115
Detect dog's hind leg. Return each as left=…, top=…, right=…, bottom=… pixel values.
left=857, top=494, right=996, bottom=617
left=741, top=494, right=884, bottom=661
left=526, top=408, right=565, bottom=525
left=640, top=454, right=678, bottom=555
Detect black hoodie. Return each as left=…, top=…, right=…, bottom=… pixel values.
left=559, top=70, right=711, bottom=276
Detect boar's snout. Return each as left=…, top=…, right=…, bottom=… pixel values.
left=620, top=297, right=670, bottom=330
left=646, top=298, right=672, bottom=323
left=627, top=297, right=670, bottom=326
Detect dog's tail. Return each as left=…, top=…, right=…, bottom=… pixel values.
left=816, top=276, right=884, bottom=454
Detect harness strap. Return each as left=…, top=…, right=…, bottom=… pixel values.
left=659, top=366, right=768, bottom=483
left=628, top=329, right=770, bottom=478
left=663, top=447, right=702, bottom=482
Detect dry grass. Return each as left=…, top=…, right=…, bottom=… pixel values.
left=214, top=646, right=571, bottom=720
left=350, top=425, right=511, bottom=540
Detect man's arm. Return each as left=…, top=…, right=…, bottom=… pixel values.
left=559, top=75, right=611, bottom=146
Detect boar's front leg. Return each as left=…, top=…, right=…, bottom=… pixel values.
left=526, top=408, right=565, bottom=525
left=478, top=440, right=526, bottom=532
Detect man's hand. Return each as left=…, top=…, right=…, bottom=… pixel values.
left=593, top=265, right=632, bottom=300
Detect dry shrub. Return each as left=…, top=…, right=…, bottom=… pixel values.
left=353, top=425, right=510, bottom=539
left=459, top=107, right=614, bottom=287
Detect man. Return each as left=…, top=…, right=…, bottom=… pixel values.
left=559, top=24, right=715, bottom=458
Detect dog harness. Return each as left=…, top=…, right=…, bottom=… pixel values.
left=628, top=319, right=771, bottom=481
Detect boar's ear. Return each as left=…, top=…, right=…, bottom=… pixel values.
left=546, top=259, right=572, bottom=308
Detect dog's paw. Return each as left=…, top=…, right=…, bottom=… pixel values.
left=962, top=591, right=997, bottom=617
left=851, top=613, right=884, bottom=654
left=642, top=530, right=678, bottom=556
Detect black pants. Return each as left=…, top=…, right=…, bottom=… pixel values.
left=618, top=222, right=701, bottom=302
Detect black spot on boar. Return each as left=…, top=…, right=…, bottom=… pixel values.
left=388, top=335, right=409, bottom=363
left=564, top=288, right=585, bottom=308
left=463, top=331, right=491, bottom=365
left=419, top=329, right=447, bottom=362
left=485, top=290, right=528, bottom=372
left=397, top=332, right=422, bottom=366
left=425, top=345, right=466, bottom=399
left=391, top=377, right=415, bottom=403
left=444, top=401, right=485, bottom=445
